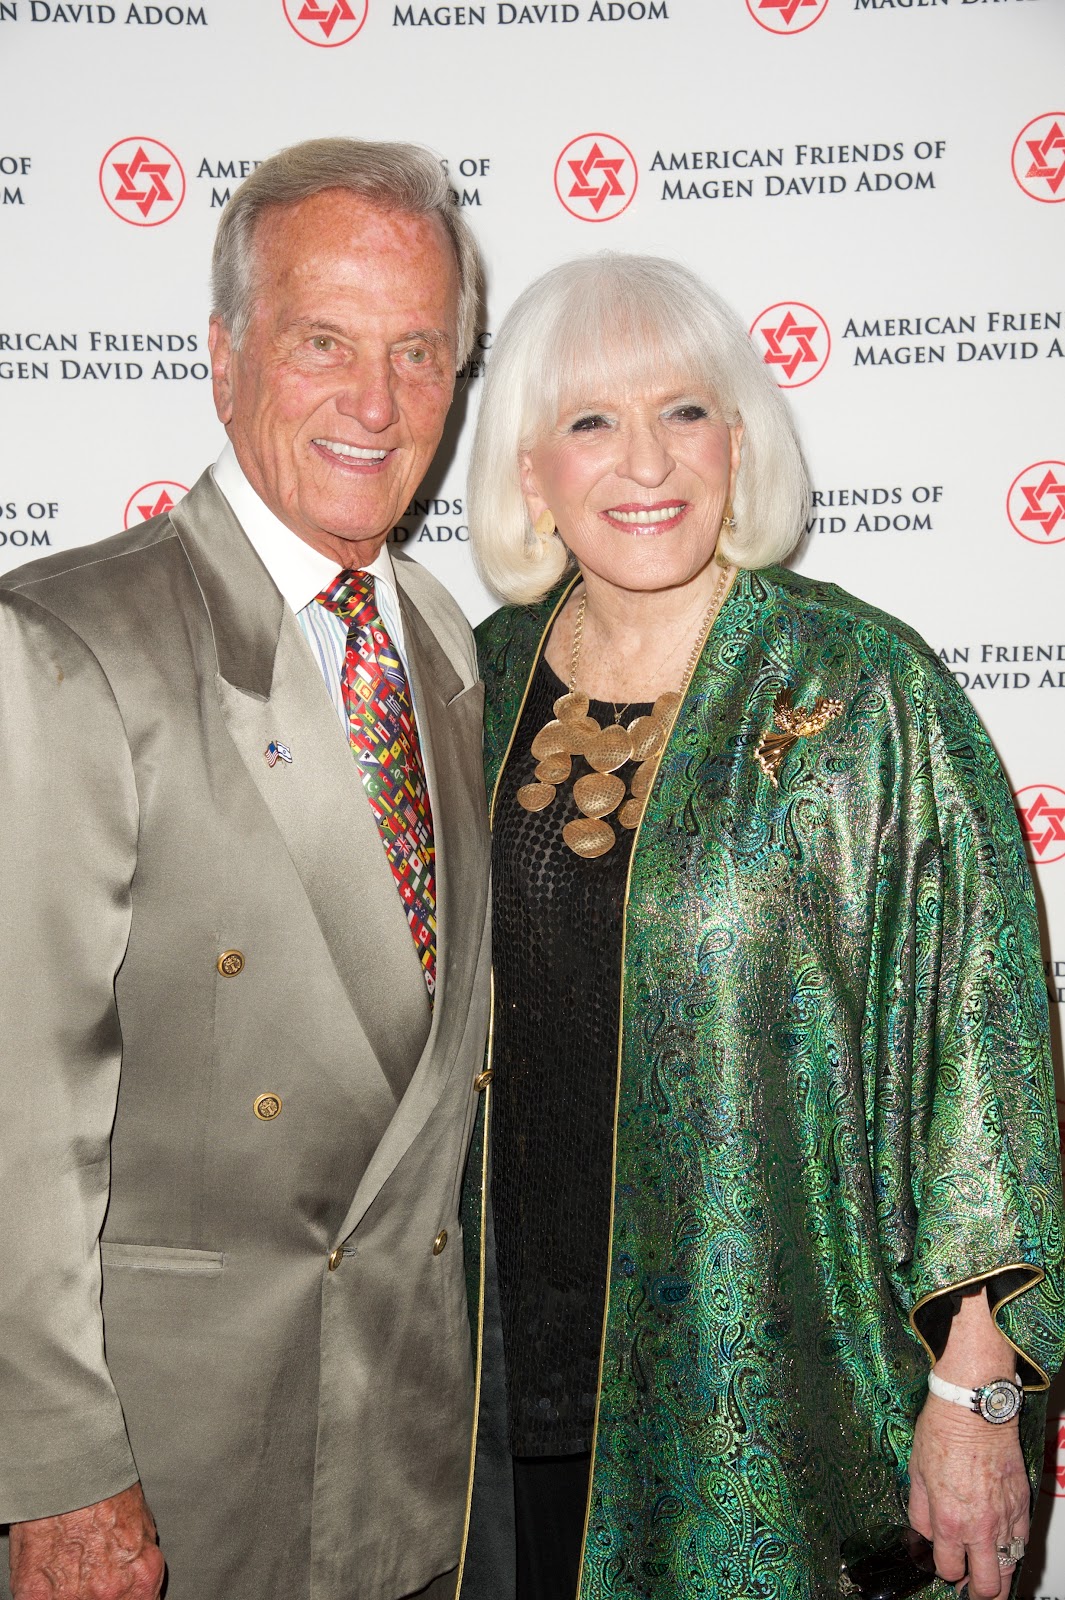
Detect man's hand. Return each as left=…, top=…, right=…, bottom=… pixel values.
left=9, top=1483, right=165, bottom=1600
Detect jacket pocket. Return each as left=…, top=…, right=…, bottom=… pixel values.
left=101, top=1241, right=224, bottom=1274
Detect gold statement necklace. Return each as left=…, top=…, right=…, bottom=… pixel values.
left=517, top=561, right=735, bottom=858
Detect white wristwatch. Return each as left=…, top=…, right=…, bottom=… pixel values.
left=927, top=1370, right=1024, bottom=1424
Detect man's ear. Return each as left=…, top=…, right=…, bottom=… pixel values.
left=208, top=317, right=235, bottom=427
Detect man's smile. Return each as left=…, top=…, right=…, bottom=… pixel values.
left=312, top=437, right=391, bottom=464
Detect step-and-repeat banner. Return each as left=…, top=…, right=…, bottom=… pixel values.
left=2, top=0, right=1063, bottom=1586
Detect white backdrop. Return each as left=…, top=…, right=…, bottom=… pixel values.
left=2, top=0, right=1064, bottom=1587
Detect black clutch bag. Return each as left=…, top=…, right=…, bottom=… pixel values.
left=839, top=1527, right=937, bottom=1599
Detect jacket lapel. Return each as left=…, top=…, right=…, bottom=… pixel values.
left=170, top=472, right=430, bottom=1103
left=332, top=568, right=489, bottom=1238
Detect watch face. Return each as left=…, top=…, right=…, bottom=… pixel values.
left=978, top=1379, right=1023, bottom=1424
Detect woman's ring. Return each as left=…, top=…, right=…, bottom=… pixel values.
left=997, top=1538, right=1026, bottom=1565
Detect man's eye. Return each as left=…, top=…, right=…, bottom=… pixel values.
left=311, top=335, right=336, bottom=352
left=405, top=347, right=430, bottom=365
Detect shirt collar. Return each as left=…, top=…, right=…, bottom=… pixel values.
left=211, top=440, right=399, bottom=615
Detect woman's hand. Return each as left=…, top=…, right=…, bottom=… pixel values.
left=908, top=1397, right=1028, bottom=1599
left=907, top=1288, right=1030, bottom=1599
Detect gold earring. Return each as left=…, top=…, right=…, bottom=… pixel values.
left=720, top=499, right=736, bottom=532
left=533, top=509, right=556, bottom=540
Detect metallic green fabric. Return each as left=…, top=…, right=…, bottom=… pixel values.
left=476, top=565, right=1064, bottom=1600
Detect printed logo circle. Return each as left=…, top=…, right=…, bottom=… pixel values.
left=123, top=481, right=188, bottom=529
left=1041, top=1411, right=1065, bottom=1498
left=1012, top=113, right=1065, bottom=203
left=554, top=133, right=638, bottom=223
left=283, top=0, right=368, bottom=46
left=1007, top=461, right=1065, bottom=545
left=99, top=138, right=185, bottom=227
left=1015, top=785, right=1065, bottom=866
left=749, top=302, right=831, bottom=388
left=747, top=0, right=828, bottom=35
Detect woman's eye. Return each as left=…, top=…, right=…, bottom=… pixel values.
left=669, top=404, right=708, bottom=422
left=570, top=414, right=607, bottom=433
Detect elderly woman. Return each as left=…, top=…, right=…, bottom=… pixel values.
left=460, top=255, right=1063, bottom=1600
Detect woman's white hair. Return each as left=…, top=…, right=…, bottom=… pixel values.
left=468, top=254, right=810, bottom=604
left=211, top=136, right=482, bottom=367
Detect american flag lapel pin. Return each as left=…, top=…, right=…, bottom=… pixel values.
left=265, top=740, right=293, bottom=768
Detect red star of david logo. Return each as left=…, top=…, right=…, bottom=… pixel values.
left=567, top=142, right=626, bottom=214
left=123, top=481, right=188, bottom=530
left=1043, top=1421, right=1065, bottom=1496
left=1017, top=788, right=1065, bottom=861
left=112, top=146, right=173, bottom=219
left=1025, top=120, right=1065, bottom=194
left=759, top=0, right=817, bottom=23
left=138, top=489, right=176, bottom=521
left=297, top=0, right=355, bottom=35
left=1020, top=469, right=1065, bottom=536
left=761, top=310, right=820, bottom=380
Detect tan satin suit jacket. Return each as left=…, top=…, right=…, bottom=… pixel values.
left=0, top=472, right=491, bottom=1600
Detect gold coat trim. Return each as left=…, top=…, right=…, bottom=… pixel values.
left=908, top=1263, right=1049, bottom=1390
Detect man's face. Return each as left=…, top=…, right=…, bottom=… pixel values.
left=209, top=189, right=460, bottom=568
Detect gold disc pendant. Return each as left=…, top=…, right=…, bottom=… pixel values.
left=586, top=723, right=634, bottom=773
left=653, top=690, right=682, bottom=724
left=629, top=759, right=658, bottom=801
left=573, top=771, right=626, bottom=819
left=535, top=753, right=571, bottom=784
left=561, top=715, right=600, bottom=756
left=618, top=797, right=644, bottom=830
left=554, top=690, right=590, bottom=722
left=563, top=817, right=615, bottom=858
left=530, top=720, right=570, bottom=760
left=517, top=781, right=556, bottom=812
left=627, top=714, right=665, bottom=762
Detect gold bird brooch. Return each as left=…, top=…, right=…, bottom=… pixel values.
left=755, top=687, right=845, bottom=787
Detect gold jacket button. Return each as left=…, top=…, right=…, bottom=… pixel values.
left=432, top=1230, right=448, bottom=1256
left=217, top=950, right=245, bottom=977
left=253, top=1093, right=282, bottom=1121
left=328, top=1248, right=345, bottom=1271
left=473, top=1069, right=493, bottom=1092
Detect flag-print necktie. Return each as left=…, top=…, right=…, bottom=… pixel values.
left=316, top=570, right=436, bottom=1001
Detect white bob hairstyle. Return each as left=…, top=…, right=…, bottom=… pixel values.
left=468, top=254, right=810, bottom=605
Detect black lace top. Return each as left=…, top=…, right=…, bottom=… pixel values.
left=491, top=656, right=652, bottom=1457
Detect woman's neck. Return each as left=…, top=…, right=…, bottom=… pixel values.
left=544, top=562, right=735, bottom=704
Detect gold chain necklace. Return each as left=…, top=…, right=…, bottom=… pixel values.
left=517, top=561, right=735, bottom=858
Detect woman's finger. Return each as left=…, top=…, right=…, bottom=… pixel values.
left=930, top=1528, right=967, bottom=1586
left=966, top=1536, right=1014, bottom=1600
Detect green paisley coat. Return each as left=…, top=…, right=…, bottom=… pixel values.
left=460, top=563, right=1063, bottom=1600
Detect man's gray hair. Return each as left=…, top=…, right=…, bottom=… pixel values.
left=468, top=254, right=811, bottom=604
left=211, top=136, right=482, bottom=367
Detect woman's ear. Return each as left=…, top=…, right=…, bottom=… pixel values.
left=519, top=451, right=548, bottom=528
left=727, top=422, right=744, bottom=497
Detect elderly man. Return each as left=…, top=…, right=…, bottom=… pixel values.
left=0, top=139, right=490, bottom=1600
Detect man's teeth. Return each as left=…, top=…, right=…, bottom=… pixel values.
left=315, top=440, right=389, bottom=461
left=609, top=505, right=683, bottom=524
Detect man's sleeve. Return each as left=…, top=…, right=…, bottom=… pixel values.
left=0, top=589, right=140, bottom=1520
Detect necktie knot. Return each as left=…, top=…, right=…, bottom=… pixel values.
left=315, top=568, right=375, bottom=620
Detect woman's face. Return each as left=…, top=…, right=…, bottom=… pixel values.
left=520, top=376, right=742, bottom=597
